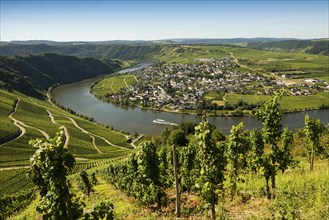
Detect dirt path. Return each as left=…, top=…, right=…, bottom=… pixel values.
left=47, top=91, right=132, bottom=150
left=51, top=113, right=130, bottom=151
left=17, top=120, right=49, bottom=139
left=65, top=117, right=102, bottom=154
left=8, top=98, right=49, bottom=139
left=8, top=99, right=26, bottom=140
left=123, top=76, right=129, bottom=88
left=0, top=166, right=29, bottom=171
left=46, top=110, right=70, bottom=148
left=110, top=80, right=116, bottom=93
left=131, top=134, right=144, bottom=149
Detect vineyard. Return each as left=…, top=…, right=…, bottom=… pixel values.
left=0, top=87, right=137, bottom=218
left=100, top=93, right=329, bottom=219
left=1, top=91, right=328, bottom=219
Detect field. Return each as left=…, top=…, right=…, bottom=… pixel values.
left=153, top=45, right=328, bottom=80
left=0, top=88, right=134, bottom=204
left=224, top=93, right=329, bottom=111
left=91, top=74, right=137, bottom=96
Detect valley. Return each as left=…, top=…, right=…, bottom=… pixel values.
left=0, top=43, right=328, bottom=219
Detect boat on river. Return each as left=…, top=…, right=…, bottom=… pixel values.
left=153, top=119, right=177, bottom=126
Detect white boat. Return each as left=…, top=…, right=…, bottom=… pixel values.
left=153, top=119, right=177, bottom=126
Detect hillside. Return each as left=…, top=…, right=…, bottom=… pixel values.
left=0, top=53, right=123, bottom=98
left=1, top=39, right=328, bottom=61
left=246, top=39, right=329, bottom=56
left=0, top=44, right=162, bottom=60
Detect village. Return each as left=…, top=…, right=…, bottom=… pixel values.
left=105, top=58, right=328, bottom=111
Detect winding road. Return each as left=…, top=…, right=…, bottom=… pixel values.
left=8, top=99, right=26, bottom=140
left=7, top=98, right=49, bottom=141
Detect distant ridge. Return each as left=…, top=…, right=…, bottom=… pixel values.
left=1, top=37, right=299, bottom=46
left=1, top=38, right=327, bottom=57
left=246, top=39, right=329, bottom=56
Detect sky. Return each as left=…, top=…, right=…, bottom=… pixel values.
left=0, top=0, right=328, bottom=41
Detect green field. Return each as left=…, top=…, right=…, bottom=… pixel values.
left=92, top=74, right=137, bottom=96
left=224, top=93, right=328, bottom=111
left=0, top=91, right=20, bottom=140
left=153, top=45, right=328, bottom=80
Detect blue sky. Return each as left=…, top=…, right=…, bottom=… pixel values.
left=0, top=0, right=328, bottom=41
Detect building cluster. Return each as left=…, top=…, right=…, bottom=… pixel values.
left=105, top=59, right=328, bottom=110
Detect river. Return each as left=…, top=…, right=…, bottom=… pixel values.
left=52, top=63, right=329, bottom=135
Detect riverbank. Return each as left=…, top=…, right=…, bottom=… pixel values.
left=51, top=64, right=329, bottom=135
left=91, top=87, right=329, bottom=118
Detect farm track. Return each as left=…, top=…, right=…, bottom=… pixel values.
left=16, top=119, right=49, bottom=139
left=46, top=109, right=70, bottom=148
left=7, top=99, right=26, bottom=141
left=47, top=92, right=133, bottom=150
left=13, top=98, right=50, bottom=139
left=123, top=76, right=130, bottom=89
left=65, top=117, right=103, bottom=154
left=131, top=134, right=144, bottom=149
left=0, top=165, right=29, bottom=171
left=3, top=98, right=49, bottom=147
left=30, top=97, right=101, bottom=153
left=110, top=80, right=116, bottom=93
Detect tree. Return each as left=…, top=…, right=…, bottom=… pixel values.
left=226, top=122, right=250, bottom=199
left=194, top=120, right=226, bottom=219
left=254, top=91, right=295, bottom=199
left=304, top=114, right=326, bottom=171
left=28, top=131, right=83, bottom=219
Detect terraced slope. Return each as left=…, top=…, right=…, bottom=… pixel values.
left=0, top=88, right=135, bottom=201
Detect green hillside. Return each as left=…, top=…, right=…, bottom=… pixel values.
left=247, top=39, right=329, bottom=56
left=0, top=54, right=123, bottom=98
left=0, top=44, right=162, bottom=60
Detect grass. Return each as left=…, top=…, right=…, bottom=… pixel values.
left=55, top=117, right=99, bottom=155
left=230, top=159, right=329, bottom=219
left=0, top=127, right=44, bottom=167
left=152, top=45, right=328, bottom=81
left=153, top=45, right=230, bottom=63
left=10, top=157, right=329, bottom=219
left=0, top=88, right=132, bottom=167
left=224, top=93, right=328, bottom=111
left=91, top=74, right=137, bottom=96
left=0, top=90, right=20, bottom=139
left=224, top=93, right=271, bottom=105
left=13, top=96, right=59, bottom=137
left=72, top=118, right=131, bottom=148
left=0, top=168, right=33, bottom=196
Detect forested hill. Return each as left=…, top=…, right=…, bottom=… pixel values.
left=246, top=39, right=329, bottom=56
left=0, top=53, right=123, bottom=98
left=0, top=44, right=162, bottom=60
left=1, top=39, right=328, bottom=59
